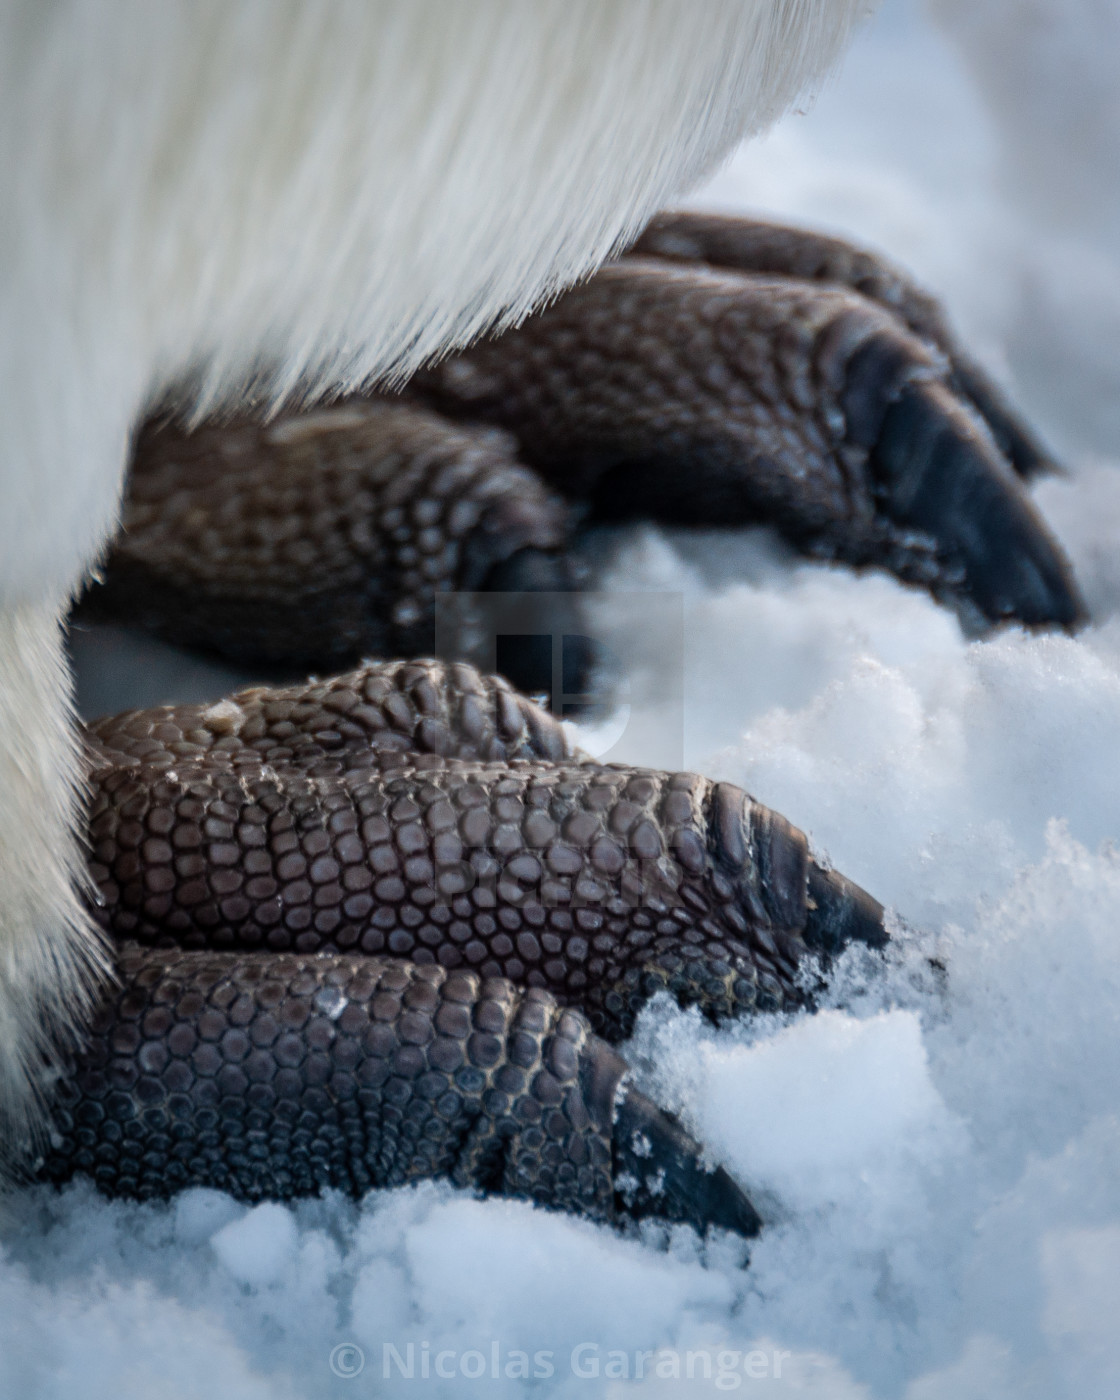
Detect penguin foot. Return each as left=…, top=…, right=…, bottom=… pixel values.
left=79, top=214, right=1083, bottom=691
left=38, top=659, right=886, bottom=1237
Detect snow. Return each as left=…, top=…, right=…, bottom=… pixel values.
left=8, top=1, right=1120, bottom=1395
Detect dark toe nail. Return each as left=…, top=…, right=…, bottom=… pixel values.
left=711, top=782, right=887, bottom=957
left=613, top=1087, right=761, bottom=1238
left=803, top=861, right=887, bottom=953
left=875, top=382, right=1086, bottom=630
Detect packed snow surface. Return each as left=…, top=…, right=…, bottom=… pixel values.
left=7, top=1, right=1120, bottom=1395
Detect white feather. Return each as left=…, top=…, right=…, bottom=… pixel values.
left=0, top=605, right=109, bottom=1166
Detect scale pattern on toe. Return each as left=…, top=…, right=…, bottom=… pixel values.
left=82, top=401, right=568, bottom=668
left=412, top=255, right=1084, bottom=630
left=67, top=214, right=1028, bottom=1235
left=83, top=213, right=1083, bottom=682
left=37, top=945, right=620, bottom=1211
left=86, top=662, right=886, bottom=1042
left=37, top=943, right=761, bottom=1237
left=60, top=661, right=884, bottom=1233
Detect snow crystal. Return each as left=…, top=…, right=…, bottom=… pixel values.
left=210, top=1203, right=300, bottom=1289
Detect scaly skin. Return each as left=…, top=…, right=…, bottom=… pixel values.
left=38, top=946, right=627, bottom=1209
left=34, top=939, right=758, bottom=1238
left=60, top=212, right=1076, bottom=1235
left=412, top=254, right=1080, bottom=629
left=85, top=661, right=884, bottom=1040
left=82, top=404, right=568, bottom=669
left=629, top=212, right=1056, bottom=482
left=80, top=216, right=1083, bottom=675
left=32, top=660, right=883, bottom=1235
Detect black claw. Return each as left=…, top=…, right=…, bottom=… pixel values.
left=711, top=780, right=888, bottom=974
left=803, top=861, right=887, bottom=955
left=479, top=544, right=575, bottom=596
left=874, top=381, right=1086, bottom=630
left=613, top=1087, right=761, bottom=1239
left=751, top=802, right=811, bottom=933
